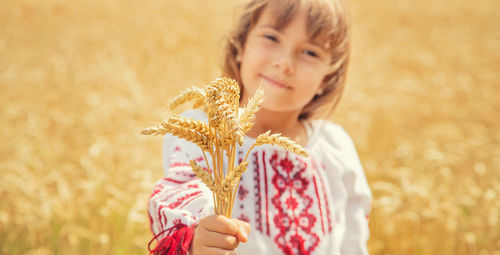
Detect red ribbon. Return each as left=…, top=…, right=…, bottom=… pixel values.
left=148, top=223, right=196, bottom=255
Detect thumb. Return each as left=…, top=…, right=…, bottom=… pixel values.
left=232, top=219, right=251, bottom=242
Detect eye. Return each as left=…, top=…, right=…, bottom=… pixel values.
left=264, top=34, right=278, bottom=42
left=303, top=49, right=318, bottom=58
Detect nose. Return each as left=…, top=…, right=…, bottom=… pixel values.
left=272, top=51, right=295, bottom=74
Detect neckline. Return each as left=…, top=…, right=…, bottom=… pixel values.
left=244, top=119, right=314, bottom=149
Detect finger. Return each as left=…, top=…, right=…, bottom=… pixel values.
left=198, top=226, right=240, bottom=250
left=199, top=245, right=237, bottom=255
left=232, top=219, right=251, bottom=242
left=200, top=215, right=239, bottom=236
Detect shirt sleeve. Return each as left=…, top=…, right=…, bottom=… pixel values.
left=147, top=110, right=214, bottom=254
left=336, top=127, right=372, bottom=255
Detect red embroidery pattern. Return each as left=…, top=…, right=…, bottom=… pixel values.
left=163, top=178, right=187, bottom=184
left=315, top=162, right=333, bottom=232
left=232, top=149, right=250, bottom=226
left=269, top=151, right=320, bottom=255
left=253, top=151, right=264, bottom=233
left=169, top=162, right=190, bottom=168
left=312, top=174, right=326, bottom=234
left=167, top=191, right=203, bottom=209
left=238, top=213, right=250, bottom=223
left=238, top=184, right=249, bottom=200
left=262, top=151, right=271, bottom=236
left=151, top=184, right=164, bottom=198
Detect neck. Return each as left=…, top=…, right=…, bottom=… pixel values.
left=246, top=108, right=307, bottom=146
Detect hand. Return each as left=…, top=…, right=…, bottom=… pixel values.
left=189, top=214, right=251, bottom=255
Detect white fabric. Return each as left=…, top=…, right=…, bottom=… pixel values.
left=148, top=110, right=372, bottom=255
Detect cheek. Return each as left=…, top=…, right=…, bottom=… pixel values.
left=292, top=70, right=326, bottom=105
left=293, top=91, right=318, bottom=109
left=297, top=68, right=324, bottom=92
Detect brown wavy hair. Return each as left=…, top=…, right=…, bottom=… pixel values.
left=222, top=0, right=351, bottom=120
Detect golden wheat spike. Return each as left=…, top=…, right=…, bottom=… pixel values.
left=169, top=86, right=206, bottom=110
left=189, top=160, right=218, bottom=193
left=239, top=87, right=264, bottom=133
left=192, top=97, right=207, bottom=110
left=254, top=131, right=309, bottom=157
left=205, top=92, right=222, bottom=129
left=141, top=122, right=211, bottom=152
left=221, top=161, right=249, bottom=193
left=213, top=98, right=244, bottom=146
left=205, top=86, right=225, bottom=127
left=168, top=116, right=211, bottom=139
left=207, top=77, right=239, bottom=98
left=206, top=77, right=240, bottom=112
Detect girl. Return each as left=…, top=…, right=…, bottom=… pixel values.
left=148, top=0, right=372, bottom=254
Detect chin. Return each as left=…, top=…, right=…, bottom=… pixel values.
left=261, top=102, right=303, bottom=113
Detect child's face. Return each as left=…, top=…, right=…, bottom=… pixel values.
left=239, top=6, right=333, bottom=114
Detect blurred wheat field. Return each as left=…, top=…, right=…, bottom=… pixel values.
left=1, top=0, right=499, bottom=254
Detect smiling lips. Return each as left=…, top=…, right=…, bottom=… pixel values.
left=261, top=75, right=292, bottom=90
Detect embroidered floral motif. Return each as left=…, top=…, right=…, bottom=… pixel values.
left=269, top=151, right=320, bottom=255
left=238, top=213, right=250, bottom=223
left=252, top=151, right=264, bottom=233
left=238, top=184, right=249, bottom=200
left=167, top=191, right=203, bottom=209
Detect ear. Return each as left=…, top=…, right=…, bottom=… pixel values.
left=316, top=82, right=327, bottom=96
left=316, top=88, right=324, bottom=96
left=236, top=54, right=242, bottom=63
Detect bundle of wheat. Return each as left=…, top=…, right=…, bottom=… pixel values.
left=142, top=77, right=308, bottom=217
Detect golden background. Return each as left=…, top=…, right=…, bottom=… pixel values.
left=1, top=0, right=499, bottom=254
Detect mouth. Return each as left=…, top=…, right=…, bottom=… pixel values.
left=260, top=75, right=292, bottom=90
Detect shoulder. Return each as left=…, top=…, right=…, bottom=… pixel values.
left=308, top=119, right=363, bottom=171
left=309, top=119, right=357, bottom=152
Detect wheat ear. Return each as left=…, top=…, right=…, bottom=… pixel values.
left=168, top=116, right=211, bottom=138
left=246, top=130, right=309, bottom=158
left=141, top=122, right=211, bottom=152
left=192, top=97, right=207, bottom=110
left=221, top=161, right=249, bottom=193
left=206, top=77, right=240, bottom=109
left=214, top=98, right=244, bottom=146
left=189, top=160, right=218, bottom=193
left=169, top=87, right=206, bottom=110
left=239, top=87, right=264, bottom=133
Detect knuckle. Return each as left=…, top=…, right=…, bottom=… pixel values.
left=223, top=234, right=238, bottom=247
left=214, top=214, right=227, bottom=222
left=201, top=214, right=216, bottom=224
left=199, top=216, right=208, bottom=226
left=224, top=221, right=238, bottom=234
left=223, top=221, right=233, bottom=231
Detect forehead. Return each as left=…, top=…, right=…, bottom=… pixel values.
left=252, top=0, right=339, bottom=50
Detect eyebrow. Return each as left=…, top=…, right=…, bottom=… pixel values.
left=254, top=24, right=278, bottom=30
left=254, top=25, right=328, bottom=50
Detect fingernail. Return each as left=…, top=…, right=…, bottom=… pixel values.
left=241, top=228, right=248, bottom=240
